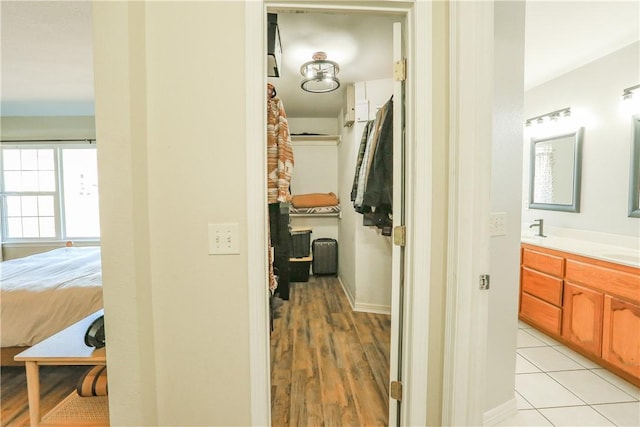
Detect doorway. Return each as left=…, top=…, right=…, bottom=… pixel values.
left=247, top=1, right=497, bottom=426
left=264, top=6, right=404, bottom=426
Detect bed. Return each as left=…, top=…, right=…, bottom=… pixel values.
left=1, top=246, right=103, bottom=365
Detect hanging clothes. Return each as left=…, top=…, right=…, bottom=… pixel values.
left=267, top=83, right=294, bottom=204
left=351, top=96, right=394, bottom=218
left=362, top=97, right=393, bottom=211
left=351, top=120, right=375, bottom=202
left=266, top=83, right=294, bottom=297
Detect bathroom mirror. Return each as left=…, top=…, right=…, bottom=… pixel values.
left=629, top=115, right=640, bottom=218
left=529, top=128, right=583, bottom=212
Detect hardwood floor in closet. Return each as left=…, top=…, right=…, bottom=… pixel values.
left=270, top=276, right=391, bottom=426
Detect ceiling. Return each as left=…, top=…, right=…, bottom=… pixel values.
left=1, top=1, right=638, bottom=118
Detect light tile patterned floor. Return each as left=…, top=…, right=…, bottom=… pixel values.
left=495, top=321, right=640, bottom=426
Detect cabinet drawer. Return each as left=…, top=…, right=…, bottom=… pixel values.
left=520, top=292, right=562, bottom=336
left=566, top=260, right=640, bottom=303
left=522, top=248, right=564, bottom=278
left=522, top=267, right=563, bottom=306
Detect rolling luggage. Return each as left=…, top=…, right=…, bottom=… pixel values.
left=312, top=238, right=338, bottom=275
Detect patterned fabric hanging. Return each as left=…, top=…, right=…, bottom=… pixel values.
left=267, top=83, right=294, bottom=204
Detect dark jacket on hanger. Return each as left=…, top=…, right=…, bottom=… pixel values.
left=362, top=97, right=393, bottom=212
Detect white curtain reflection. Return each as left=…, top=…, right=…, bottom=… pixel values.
left=534, top=146, right=555, bottom=203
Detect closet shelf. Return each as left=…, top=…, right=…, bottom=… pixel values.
left=290, top=212, right=342, bottom=219
left=291, top=135, right=341, bottom=146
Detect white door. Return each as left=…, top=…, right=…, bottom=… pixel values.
left=389, top=20, right=406, bottom=427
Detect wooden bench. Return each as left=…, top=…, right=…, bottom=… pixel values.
left=15, top=310, right=108, bottom=427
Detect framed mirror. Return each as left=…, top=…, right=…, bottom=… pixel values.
left=529, top=128, right=583, bottom=212
left=629, top=115, right=640, bottom=218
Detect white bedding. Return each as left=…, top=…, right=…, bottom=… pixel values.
left=0, top=246, right=103, bottom=347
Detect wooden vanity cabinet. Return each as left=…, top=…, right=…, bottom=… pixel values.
left=602, top=296, right=640, bottom=378
left=520, top=243, right=640, bottom=386
left=562, top=282, right=603, bottom=357
left=519, top=247, right=564, bottom=336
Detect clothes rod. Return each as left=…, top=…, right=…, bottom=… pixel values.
left=0, top=138, right=96, bottom=143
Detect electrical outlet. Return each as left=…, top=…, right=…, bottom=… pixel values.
left=489, top=212, right=507, bottom=236
left=208, top=223, right=240, bottom=255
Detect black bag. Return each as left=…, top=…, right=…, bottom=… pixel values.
left=85, top=315, right=105, bottom=348
left=312, top=238, right=338, bottom=275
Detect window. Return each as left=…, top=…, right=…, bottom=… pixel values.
left=1, top=143, right=100, bottom=241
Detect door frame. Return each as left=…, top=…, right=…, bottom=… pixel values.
left=245, top=1, right=494, bottom=426
left=442, top=1, right=494, bottom=426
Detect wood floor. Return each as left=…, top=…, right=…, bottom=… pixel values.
left=270, top=276, right=391, bottom=427
left=1, top=365, right=87, bottom=427
left=2, top=277, right=390, bottom=427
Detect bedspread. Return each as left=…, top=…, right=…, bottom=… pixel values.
left=0, top=246, right=103, bottom=347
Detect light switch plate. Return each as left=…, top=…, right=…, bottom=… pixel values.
left=489, top=212, right=507, bottom=236
left=208, top=223, right=240, bottom=255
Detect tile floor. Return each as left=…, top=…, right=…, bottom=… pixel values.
left=495, top=321, right=640, bottom=426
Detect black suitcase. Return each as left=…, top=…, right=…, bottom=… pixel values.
left=312, top=238, right=338, bottom=275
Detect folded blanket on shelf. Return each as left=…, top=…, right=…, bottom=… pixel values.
left=291, top=192, right=339, bottom=208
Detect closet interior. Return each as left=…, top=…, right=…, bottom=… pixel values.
left=265, top=8, right=401, bottom=424
left=266, top=9, right=398, bottom=312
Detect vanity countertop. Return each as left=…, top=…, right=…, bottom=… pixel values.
left=521, top=234, right=640, bottom=268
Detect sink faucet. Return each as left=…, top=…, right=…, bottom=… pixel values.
left=529, top=219, right=546, bottom=237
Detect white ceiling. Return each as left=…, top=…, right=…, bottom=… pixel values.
left=524, top=0, right=639, bottom=90
left=1, top=1, right=638, bottom=118
left=1, top=1, right=94, bottom=115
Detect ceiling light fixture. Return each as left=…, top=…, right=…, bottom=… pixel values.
left=525, top=107, right=571, bottom=127
left=300, top=51, right=341, bottom=93
left=621, top=84, right=640, bottom=116
left=622, top=83, right=640, bottom=100
left=525, top=107, right=575, bottom=138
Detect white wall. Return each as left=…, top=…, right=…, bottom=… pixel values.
left=290, top=137, right=340, bottom=241
left=353, top=79, right=393, bottom=312
left=93, top=2, right=251, bottom=425
left=522, top=41, right=640, bottom=238
left=485, top=0, right=525, bottom=419
left=0, top=116, right=95, bottom=140
left=290, top=141, right=338, bottom=195
left=337, top=78, right=393, bottom=312
left=287, top=117, right=338, bottom=135
left=338, top=106, right=358, bottom=302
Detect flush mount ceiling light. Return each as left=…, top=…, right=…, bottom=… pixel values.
left=300, top=51, right=341, bottom=93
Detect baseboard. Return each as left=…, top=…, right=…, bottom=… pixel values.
left=337, top=276, right=391, bottom=315
left=354, top=302, right=391, bottom=315
left=337, top=276, right=356, bottom=311
left=483, top=397, right=517, bottom=426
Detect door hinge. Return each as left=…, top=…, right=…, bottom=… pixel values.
left=390, top=380, right=403, bottom=401
left=393, top=225, right=406, bottom=247
left=393, top=58, right=406, bottom=81
left=480, top=274, right=490, bottom=290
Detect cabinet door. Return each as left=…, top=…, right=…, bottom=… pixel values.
left=562, top=282, right=603, bottom=357
left=602, top=296, right=640, bottom=378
